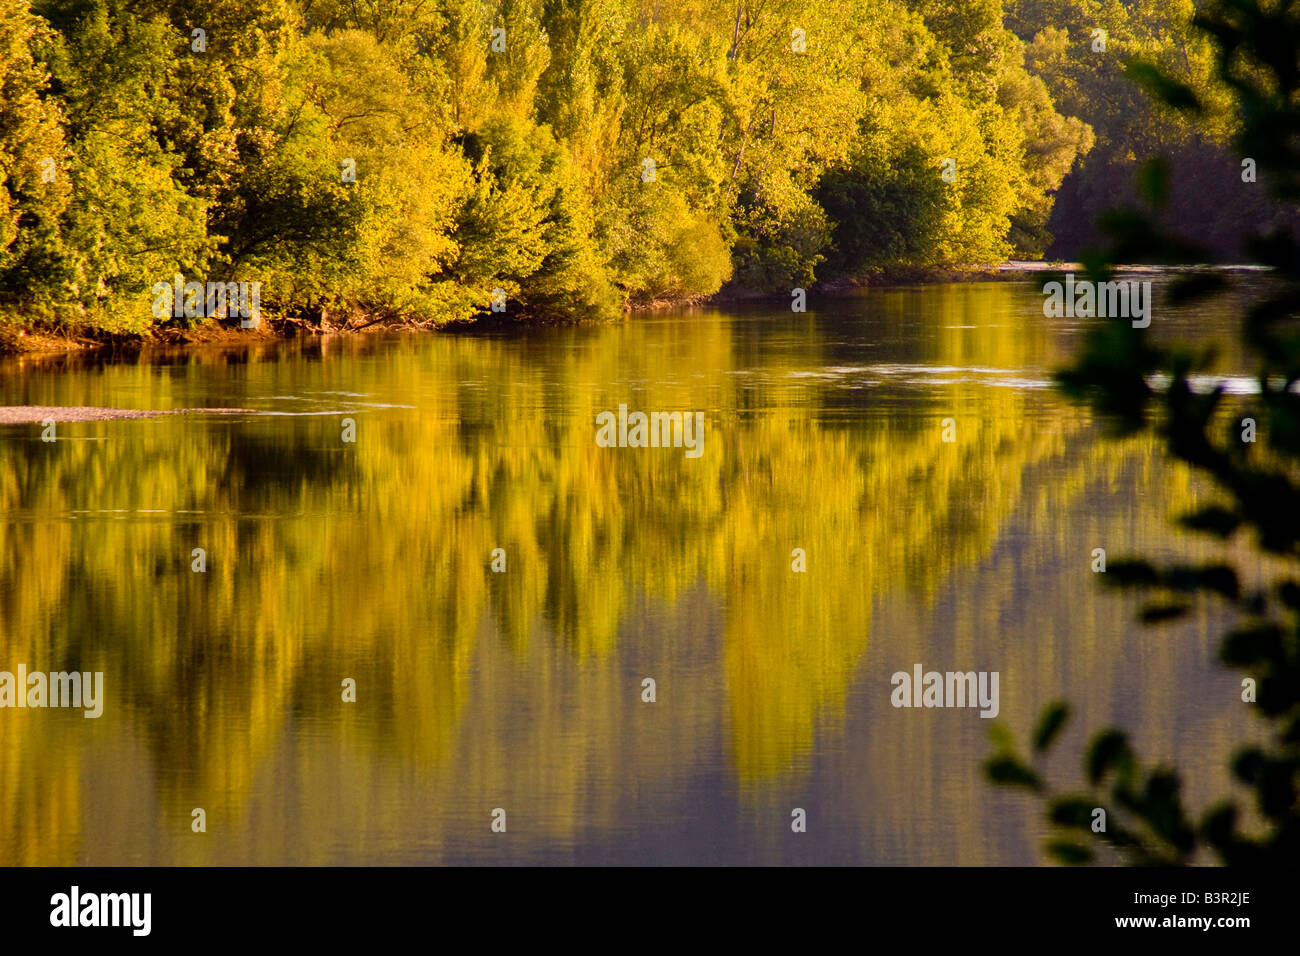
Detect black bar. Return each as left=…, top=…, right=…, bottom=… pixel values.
left=0, top=866, right=1286, bottom=943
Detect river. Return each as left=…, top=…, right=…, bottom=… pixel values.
left=0, top=278, right=1263, bottom=864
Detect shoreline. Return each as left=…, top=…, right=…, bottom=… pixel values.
left=0, top=262, right=1260, bottom=358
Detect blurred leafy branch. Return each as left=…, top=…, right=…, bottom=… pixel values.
left=986, top=0, right=1300, bottom=865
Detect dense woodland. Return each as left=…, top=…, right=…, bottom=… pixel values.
left=0, top=1, right=1276, bottom=332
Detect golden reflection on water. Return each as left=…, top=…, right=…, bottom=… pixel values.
left=0, top=282, right=1262, bottom=864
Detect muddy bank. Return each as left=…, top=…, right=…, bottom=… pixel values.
left=5, top=261, right=1234, bottom=357
left=0, top=320, right=284, bottom=356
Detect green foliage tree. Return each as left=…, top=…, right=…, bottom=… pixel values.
left=30, top=1, right=216, bottom=330
left=0, top=1, right=69, bottom=316
left=0, top=0, right=1136, bottom=336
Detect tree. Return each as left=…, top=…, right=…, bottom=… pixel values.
left=0, top=1, right=69, bottom=314
left=31, top=0, right=213, bottom=330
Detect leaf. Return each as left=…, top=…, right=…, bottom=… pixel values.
left=1046, top=838, right=1094, bottom=865
left=1276, top=580, right=1300, bottom=609
left=1177, top=506, right=1241, bottom=538
left=1161, top=564, right=1238, bottom=599
left=1231, top=747, right=1265, bottom=785
left=1087, top=730, right=1133, bottom=786
left=1124, top=61, right=1203, bottom=114
left=1048, top=796, right=1095, bottom=829
left=985, top=755, right=1042, bottom=790
left=1033, top=701, right=1070, bottom=753
left=1139, top=601, right=1192, bottom=624
left=1200, top=801, right=1239, bottom=855
left=1220, top=624, right=1283, bottom=667
left=1102, top=559, right=1159, bottom=588
left=1196, top=564, right=1240, bottom=600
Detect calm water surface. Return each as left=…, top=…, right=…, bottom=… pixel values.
left=0, top=280, right=1264, bottom=864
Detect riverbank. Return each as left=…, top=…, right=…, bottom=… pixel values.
left=0, top=262, right=1107, bottom=357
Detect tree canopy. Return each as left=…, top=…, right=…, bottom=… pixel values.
left=0, top=0, right=1267, bottom=335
